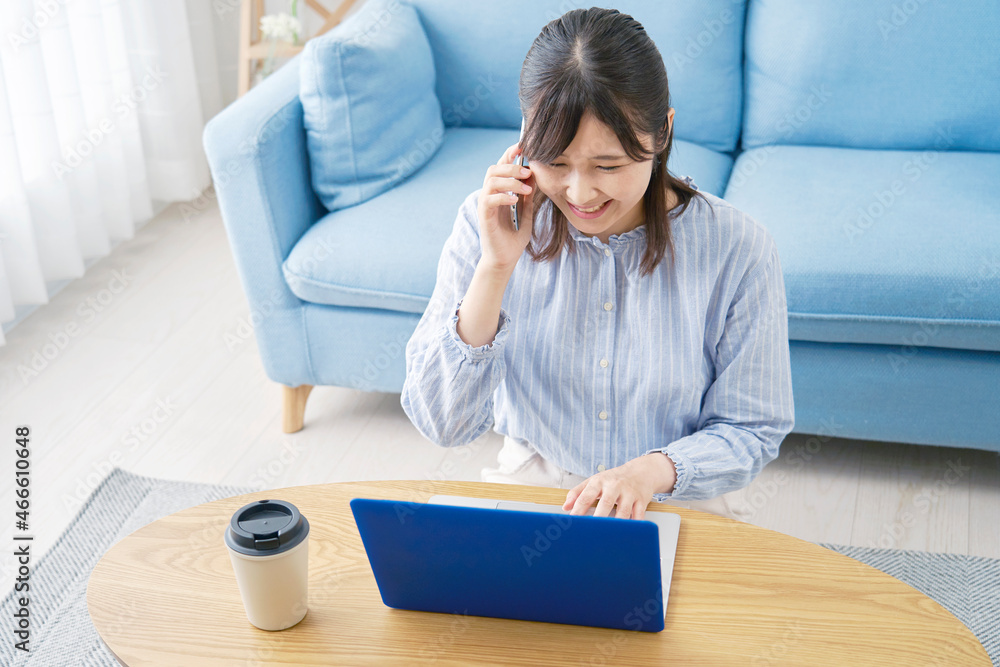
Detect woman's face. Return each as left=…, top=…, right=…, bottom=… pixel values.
left=530, top=109, right=672, bottom=243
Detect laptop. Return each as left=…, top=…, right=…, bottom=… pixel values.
left=349, top=494, right=681, bottom=632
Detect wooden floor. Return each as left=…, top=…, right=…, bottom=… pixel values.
left=1, top=194, right=997, bottom=574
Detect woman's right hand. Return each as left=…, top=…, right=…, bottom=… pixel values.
left=477, top=142, right=536, bottom=273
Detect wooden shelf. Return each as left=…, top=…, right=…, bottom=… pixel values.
left=237, top=0, right=359, bottom=97
left=246, top=41, right=305, bottom=59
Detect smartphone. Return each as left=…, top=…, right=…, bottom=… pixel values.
left=509, top=117, right=529, bottom=230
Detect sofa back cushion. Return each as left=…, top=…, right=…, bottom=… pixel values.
left=408, top=0, right=748, bottom=153
left=742, top=0, right=1000, bottom=151
left=300, top=0, right=443, bottom=211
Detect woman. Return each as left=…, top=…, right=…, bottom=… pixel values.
left=401, top=7, right=794, bottom=521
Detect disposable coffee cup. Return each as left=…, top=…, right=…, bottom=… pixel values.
left=225, top=499, right=310, bottom=630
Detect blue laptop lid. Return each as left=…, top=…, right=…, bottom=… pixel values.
left=350, top=498, right=664, bottom=632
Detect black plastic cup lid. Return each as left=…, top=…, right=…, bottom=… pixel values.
left=225, top=499, right=309, bottom=556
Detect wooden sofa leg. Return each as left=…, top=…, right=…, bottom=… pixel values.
left=282, top=384, right=314, bottom=433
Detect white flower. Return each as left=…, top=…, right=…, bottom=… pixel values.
left=260, top=13, right=301, bottom=43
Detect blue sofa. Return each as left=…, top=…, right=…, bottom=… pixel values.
left=203, top=0, right=1000, bottom=449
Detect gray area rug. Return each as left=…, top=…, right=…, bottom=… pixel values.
left=2, top=467, right=997, bottom=666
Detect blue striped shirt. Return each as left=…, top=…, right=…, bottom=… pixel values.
left=401, top=176, right=795, bottom=501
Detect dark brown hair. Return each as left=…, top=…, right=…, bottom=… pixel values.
left=519, top=7, right=709, bottom=276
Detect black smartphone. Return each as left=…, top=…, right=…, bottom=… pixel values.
left=509, top=117, right=529, bottom=230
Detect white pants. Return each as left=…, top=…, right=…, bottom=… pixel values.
left=482, top=435, right=750, bottom=522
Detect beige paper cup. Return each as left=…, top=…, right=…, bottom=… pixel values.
left=224, top=499, right=310, bottom=631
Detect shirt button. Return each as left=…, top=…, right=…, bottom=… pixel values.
left=603, top=248, right=611, bottom=256
left=603, top=302, right=613, bottom=311
left=599, top=358, right=609, bottom=368
left=597, top=464, right=606, bottom=472
left=598, top=410, right=608, bottom=420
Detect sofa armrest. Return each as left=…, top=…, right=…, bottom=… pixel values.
left=203, top=55, right=327, bottom=386
left=203, top=54, right=325, bottom=315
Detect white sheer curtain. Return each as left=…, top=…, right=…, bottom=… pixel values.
left=0, top=0, right=223, bottom=347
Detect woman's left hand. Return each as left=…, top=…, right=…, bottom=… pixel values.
left=563, top=453, right=677, bottom=519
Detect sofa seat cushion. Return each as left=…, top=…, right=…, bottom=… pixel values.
left=283, top=126, right=733, bottom=314
left=723, top=145, right=1000, bottom=352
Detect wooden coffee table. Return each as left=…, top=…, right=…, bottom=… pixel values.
left=86, top=480, right=990, bottom=665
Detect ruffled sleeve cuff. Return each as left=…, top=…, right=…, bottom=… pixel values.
left=444, top=297, right=512, bottom=362
left=648, top=447, right=692, bottom=502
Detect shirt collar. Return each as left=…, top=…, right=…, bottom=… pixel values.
left=568, top=222, right=647, bottom=248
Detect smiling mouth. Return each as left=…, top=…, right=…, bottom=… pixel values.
left=570, top=201, right=608, bottom=213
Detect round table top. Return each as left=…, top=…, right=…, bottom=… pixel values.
left=86, top=479, right=990, bottom=666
